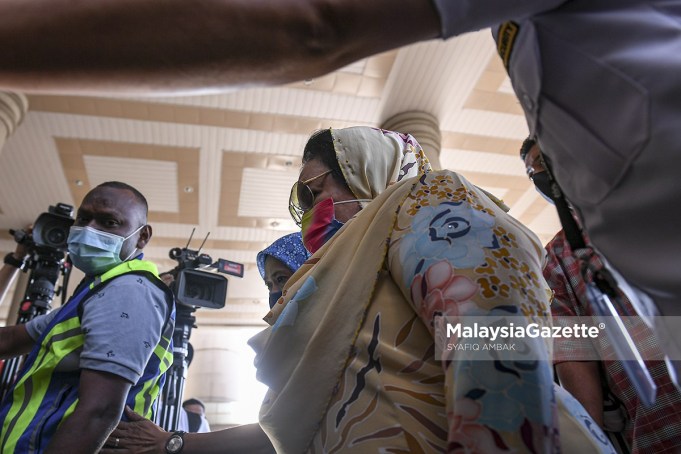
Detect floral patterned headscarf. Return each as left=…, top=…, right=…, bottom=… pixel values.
left=330, top=126, right=432, bottom=202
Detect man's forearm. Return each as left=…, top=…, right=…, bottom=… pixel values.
left=45, top=407, right=119, bottom=453
left=0, top=0, right=439, bottom=94
left=47, top=369, right=131, bottom=453
left=0, top=325, right=34, bottom=359
left=182, top=423, right=274, bottom=454
left=0, top=263, right=20, bottom=304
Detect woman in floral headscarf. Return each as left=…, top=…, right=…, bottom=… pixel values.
left=250, top=126, right=615, bottom=454
left=103, top=126, right=611, bottom=454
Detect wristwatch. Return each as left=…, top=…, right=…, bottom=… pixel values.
left=3, top=252, right=24, bottom=269
left=165, top=431, right=186, bottom=454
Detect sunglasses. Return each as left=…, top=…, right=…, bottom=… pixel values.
left=288, top=169, right=332, bottom=226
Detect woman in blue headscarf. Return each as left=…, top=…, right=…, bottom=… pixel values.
left=257, top=232, right=309, bottom=308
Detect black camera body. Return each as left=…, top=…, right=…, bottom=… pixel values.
left=167, top=247, right=228, bottom=310
left=31, top=203, right=75, bottom=252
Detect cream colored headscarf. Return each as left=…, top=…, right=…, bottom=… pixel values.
left=331, top=126, right=432, bottom=200
left=332, top=126, right=508, bottom=212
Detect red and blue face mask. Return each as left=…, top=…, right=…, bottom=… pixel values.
left=300, top=198, right=345, bottom=254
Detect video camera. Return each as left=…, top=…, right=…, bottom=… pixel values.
left=165, top=230, right=244, bottom=310
left=7, top=203, right=75, bottom=314
left=11, top=202, right=75, bottom=255
left=32, top=203, right=75, bottom=251
left=167, top=247, right=228, bottom=309
left=156, top=230, right=244, bottom=430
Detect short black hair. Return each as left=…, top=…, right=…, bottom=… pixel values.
left=519, top=136, right=536, bottom=161
left=182, top=398, right=205, bottom=410
left=95, top=181, right=149, bottom=219
left=302, top=129, right=349, bottom=189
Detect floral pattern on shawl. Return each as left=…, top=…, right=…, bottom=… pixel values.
left=398, top=174, right=505, bottom=289
left=265, top=169, right=611, bottom=454
left=399, top=200, right=498, bottom=288
left=392, top=171, right=559, bottom=452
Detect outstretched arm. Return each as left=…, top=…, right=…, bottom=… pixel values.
left=0, top=324, right=34, bottom=359
left=0, top=257, right=23, bottom=306
left=0, top=0, right=439, bottom=94
left=100, top=407, right=274, bottom=454
left=0, top=228, right=31, bottom=305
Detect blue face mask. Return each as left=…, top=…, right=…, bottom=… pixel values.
left=269, top=290, right=283, bottom=309
left=67, top=225, right=144, bottom=276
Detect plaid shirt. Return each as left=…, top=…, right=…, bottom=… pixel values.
left=545, top=230, right=681, bottom=453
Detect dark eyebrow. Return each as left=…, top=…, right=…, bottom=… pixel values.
left=77, top=206, right=126, bottom=222
left=75, top=206, right=94, bottom=218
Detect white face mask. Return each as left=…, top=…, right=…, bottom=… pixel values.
left=67, top=225, right=144, bottom=275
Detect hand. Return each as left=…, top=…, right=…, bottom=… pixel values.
left=12, top=225, right=33, bottom=260
left=159, top=272, right=175, bottom=288
left=100, top=406, right=168, bottom=453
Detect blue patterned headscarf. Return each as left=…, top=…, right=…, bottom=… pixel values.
left=257, top=232, right=310, bottom=280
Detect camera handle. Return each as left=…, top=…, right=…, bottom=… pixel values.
left=155, top=305, right=196, bottom=431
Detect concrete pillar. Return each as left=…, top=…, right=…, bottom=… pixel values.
left=0, top=92, right=29, bottom=321
left=381, top=111, right=442, bottom=169
left=0, top=92, right=28, bottom=157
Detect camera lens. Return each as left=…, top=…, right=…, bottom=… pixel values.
left=177, top=270, right=226, bottom=309
left=46, top=227, right=67, bottom=247
left=185, top=283, right=212, bottom=300
left=31, top=208, right=74, bottom=251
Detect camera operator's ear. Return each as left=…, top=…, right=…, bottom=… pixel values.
left=136, top=224, right=152, bottom=249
